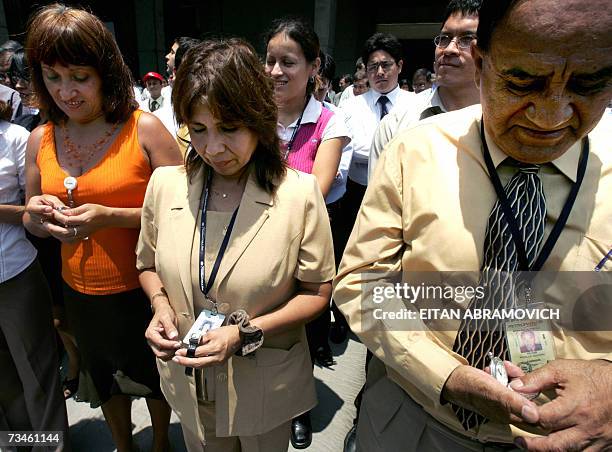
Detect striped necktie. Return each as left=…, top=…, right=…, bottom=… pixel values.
left=452, top=161, right=547, bottom=431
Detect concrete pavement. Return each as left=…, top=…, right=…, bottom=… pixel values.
left=66, top=335, right=367, bottom=452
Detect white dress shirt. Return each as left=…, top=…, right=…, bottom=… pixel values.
left=322, top=101, right=354, bottom=204
left=369, top=86, right=452, bottom=180
left=341, top=85, right=414, bottom=185
left=0, top=121, right=36, bottom=283
left=276, top=95, right=350, bottom=144
left=337, top=85, right=355, bottom=107
left=139, top=93, right=178, bottom=137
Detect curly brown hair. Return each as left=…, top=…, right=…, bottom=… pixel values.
left=173, top=38, right=285, bottom=194
left=25, top=3, right=137, bottom=124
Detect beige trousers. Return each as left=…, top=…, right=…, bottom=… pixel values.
left=181, top=400, right=291, bottom=452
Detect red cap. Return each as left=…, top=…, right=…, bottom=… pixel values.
left=143, top=71, right=164, bottom=83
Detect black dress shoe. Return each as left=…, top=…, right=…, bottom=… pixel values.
left=314, top=345, right=335, bottom=367
left=291, top=412, right=312, bottom=449
left=330, top=322, right=348, bottom=344
left=343, top=425, right=357, bottom=452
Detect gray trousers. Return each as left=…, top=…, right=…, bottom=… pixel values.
left=356, top=372, right=519, bottom=452
left=0, top=260, right=68, bottom=451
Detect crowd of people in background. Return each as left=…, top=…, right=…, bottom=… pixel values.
left=0, top=0, right=610, bottom=451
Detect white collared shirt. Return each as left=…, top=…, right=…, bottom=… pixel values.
left=341, top=85, right=414, bottom=185
left=322, top=101, right=354, bottom=204
left=0, top=121, right=36, bottom=283
left=369, top=86, right=453, bottom=180
left=276, top=95, right=350, bottom=144
left=139, top=93, right=178, bottom=136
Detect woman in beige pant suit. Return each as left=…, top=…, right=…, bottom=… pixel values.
left=136, top=39, right=335, bottom=452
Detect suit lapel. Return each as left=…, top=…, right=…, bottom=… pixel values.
left=214, top=172, right=273, bottom=287
left=170, top=167, right=205, bottom=310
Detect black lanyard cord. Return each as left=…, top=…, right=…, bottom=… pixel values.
left=283, top=97, right=311, bottom=158
left=199, top=170, right=239, bottom=298
left=480, top=119, right=589, bottom=272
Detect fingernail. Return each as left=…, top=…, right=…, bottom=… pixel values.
left=174, top=342, right=182, bottom=348
left=514, top=437, right=527, bottom=450
left=172, top=356, right=180, bottom=363
left=521, top=404, right=538, bottom=423
left=169, top=331, right=178, bottom=339
left=509, top=379, right=524, bottom=389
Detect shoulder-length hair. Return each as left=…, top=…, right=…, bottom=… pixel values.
left=25, top=3, right=137, bottom=124
left=173, top=38, right=285, bottom=194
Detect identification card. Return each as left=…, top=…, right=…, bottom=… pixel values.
left=182, top=309, right=226, bottom=346
left=505, top=303, right=556, bottom=373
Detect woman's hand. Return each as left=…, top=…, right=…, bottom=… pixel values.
left=145, top=301, right=182, bottom=361
left=24, top=194, right=65, bottom=236
left=172, top=325, right=241, bottom=368
left=45, top=203, right=111, bottom=242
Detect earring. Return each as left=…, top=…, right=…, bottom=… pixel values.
left=309, top=76, right=315, bottom=83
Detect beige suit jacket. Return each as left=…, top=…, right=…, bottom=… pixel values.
left=137, top=165, right=335, bottom=441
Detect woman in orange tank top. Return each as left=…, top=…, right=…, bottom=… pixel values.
left=23, top=5, right=182, bottom=452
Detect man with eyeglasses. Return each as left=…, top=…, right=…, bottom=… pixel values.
left=340, top=32, right=413, bottom=246
left=369, top=0, right=481, bottom=180
left=335, top=0, right=612, bottom=450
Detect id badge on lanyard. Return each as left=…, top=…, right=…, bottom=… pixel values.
left=504, top=287, right=557, bottom=373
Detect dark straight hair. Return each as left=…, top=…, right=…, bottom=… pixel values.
left=361, top=33, right=403, bottom=66
left=264, top=17, right=320, bottom=96
left=442, top=0, right=483, bottom=25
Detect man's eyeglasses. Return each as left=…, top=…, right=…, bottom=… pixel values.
left=366, top=61, right=395, bottom=73
left=433, top=34, right=477, bottom=49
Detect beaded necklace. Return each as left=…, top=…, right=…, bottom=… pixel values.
left=60, top=121, right=119, bottom=169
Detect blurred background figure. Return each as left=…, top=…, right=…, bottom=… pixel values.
left=411, top=67, right=433, bottom=93
left=399, top=78, right=411, bottom=91
left=333, top=73, right=352, bottom=105
left=9, top=49, right=41, bottom=126
left=140, top=71, right=166, bottom=113
left=351, top=69, right=369, bottom=96
left=0, top=97, right=69, bottom=447
left=0, top=40, right=23, bottom=88
left=338, top=58, right=364, bottom=107
left=8, top=45, right=82, bottom=402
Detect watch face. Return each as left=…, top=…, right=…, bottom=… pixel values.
left=489, top=352, right=508, bottom=387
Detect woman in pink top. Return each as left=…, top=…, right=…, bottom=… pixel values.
left=264, top=18, right=348, bottom=199
left=264, top=17, right=350, bottom=449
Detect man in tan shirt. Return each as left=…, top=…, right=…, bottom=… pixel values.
left=333, top=0, right=612, bottom=450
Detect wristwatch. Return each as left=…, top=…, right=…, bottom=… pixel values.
left=184, top=333, right=199, bottom=376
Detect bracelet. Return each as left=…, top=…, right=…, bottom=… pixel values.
left=150, top=288, right=168, bottom=311
left=227, top=310, right=264, bottom=356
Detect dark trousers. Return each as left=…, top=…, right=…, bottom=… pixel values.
left=0, top=260, right=69, bottom=450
